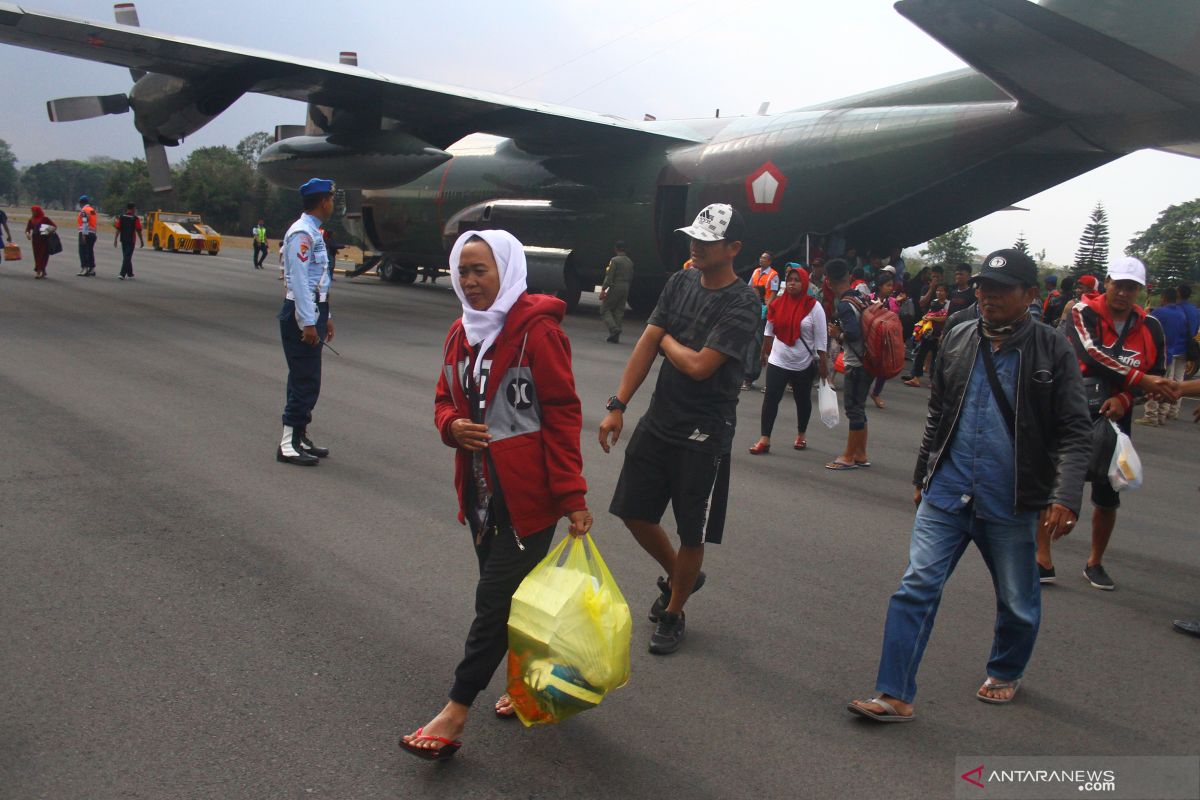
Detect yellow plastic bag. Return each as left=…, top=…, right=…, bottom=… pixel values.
left=506, top=533, right=631, bottom=726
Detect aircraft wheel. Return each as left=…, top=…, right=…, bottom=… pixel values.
left=379, top=258, right=418, bottom=284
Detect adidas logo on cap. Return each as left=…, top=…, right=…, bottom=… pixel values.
left=676, top=203, right=746, bottom=242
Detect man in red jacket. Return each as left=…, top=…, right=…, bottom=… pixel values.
left=1039, top=257, right=1177, bottom=590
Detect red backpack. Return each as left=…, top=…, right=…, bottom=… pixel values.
left=848, top=297, right=906, bottom=379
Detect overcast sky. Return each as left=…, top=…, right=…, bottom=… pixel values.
left=2, top=0, right=1199, bottom=264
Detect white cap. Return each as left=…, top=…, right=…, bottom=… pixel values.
left=676, top=203, right=745, bottom=242
left=881, top=265, right=897, bottom=275
left=1107, top=256, right=1147, bottom=286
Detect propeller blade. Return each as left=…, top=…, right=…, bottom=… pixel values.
left=46, top=94, right=130, bottom=122
left=113, top=3, right=147, bottom=81
left=143, top=138, right=172, bottom=193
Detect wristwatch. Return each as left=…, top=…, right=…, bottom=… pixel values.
left=606, top=395, right=627, bottom=412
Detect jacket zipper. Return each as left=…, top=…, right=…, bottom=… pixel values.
left=926, top=337, right=977, bottom=484
left=1012, top=348, right=1022, bottom=514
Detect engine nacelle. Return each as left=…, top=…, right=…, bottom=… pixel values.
left=258, top=131, right=452, bottom=189
left=442, top=199, right=600, bottom=293
left=129, top=73, right=242, bottom=145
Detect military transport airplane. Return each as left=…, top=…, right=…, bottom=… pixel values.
left=2, top=0, right=1199, bottom=311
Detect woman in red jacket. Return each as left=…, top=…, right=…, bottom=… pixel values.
left=399, top=229, right=592, bottom=761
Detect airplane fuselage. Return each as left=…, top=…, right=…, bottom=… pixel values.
left=355, top=100, right=1061, bottom=309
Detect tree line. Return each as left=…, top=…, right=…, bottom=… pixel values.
left=3, top=133, right=1200, bottom=277
left=0, top=133, right=357, bottom=243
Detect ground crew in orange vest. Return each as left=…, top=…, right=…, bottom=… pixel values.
left=750, top=251, right=781, bottom=308
left=76, top=195, right=98, bottom=277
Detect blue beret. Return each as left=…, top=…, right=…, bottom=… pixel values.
left=299, top=178, right=335, bottom=197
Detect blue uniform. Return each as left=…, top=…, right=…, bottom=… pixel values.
left=278, top=213, right=331, bottom=428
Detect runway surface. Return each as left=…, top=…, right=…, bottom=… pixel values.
left=1, top=247, right=1197, bottom=799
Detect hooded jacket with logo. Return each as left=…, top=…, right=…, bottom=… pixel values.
left=435, top=293, right=587, bottom=537
left=1066, top=292, right=1166, bottom=414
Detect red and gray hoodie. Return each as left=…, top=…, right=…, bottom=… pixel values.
left=1067, top=292, right=1165, bottom=413
left=435, top=293, right=587, bottom=537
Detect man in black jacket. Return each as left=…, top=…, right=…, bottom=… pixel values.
left=848, top=249, right=1091, bottom=722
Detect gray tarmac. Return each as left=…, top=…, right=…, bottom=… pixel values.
left=1, top=247, right=1198, bottom=800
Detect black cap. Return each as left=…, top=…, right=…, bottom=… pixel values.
left=970, top=249, right=1038, bottom=288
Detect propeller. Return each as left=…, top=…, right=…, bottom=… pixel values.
left=44, top=3, right=172, bottom=192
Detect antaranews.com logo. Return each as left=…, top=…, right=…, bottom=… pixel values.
left=954, top=756, right=1199, bottom=799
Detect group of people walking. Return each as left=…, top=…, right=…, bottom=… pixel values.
left=15, top=195, right=145, bottom=280
left=270, top=176, right=1195, bottom=759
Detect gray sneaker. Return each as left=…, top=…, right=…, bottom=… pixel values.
left=1084, top=564, right=1115, bottom=591
left=648, top=571, right=706, bottom=622
left=649, top=611, right=685, bottom=655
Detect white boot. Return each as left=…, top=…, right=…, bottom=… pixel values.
left=277, top=425, right=318, bottom=465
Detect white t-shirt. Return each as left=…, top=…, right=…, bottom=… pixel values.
left=764, top=302, right=828, bottom=372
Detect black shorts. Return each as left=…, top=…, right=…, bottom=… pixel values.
left=609, top=424, right=731, bottom=546
left=1090, top=412, right=1132, bottom=510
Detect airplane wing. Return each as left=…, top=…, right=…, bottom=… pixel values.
left=0, top=2, right=704, bottom=154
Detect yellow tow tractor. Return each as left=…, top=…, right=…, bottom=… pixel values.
left=147, top=210, right=221, bottom=255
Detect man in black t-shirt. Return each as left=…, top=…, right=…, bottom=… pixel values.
left=947, top=262, right=975, bottom=316
left=113, top=203, right=144, bottom=279
left=600, top=203, right=759, bottom=655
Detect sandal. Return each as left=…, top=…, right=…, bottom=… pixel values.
left=847, top=696, right=915, bottom=723
left=871, top=395, right=886, bottom=409
left=903, top=378, right=921, bottom=387
left=855, top=460, right=872, bottom=468
left=749, top=441, right=771, bottom=455
left=794, top=436, right=806, bottom=450
left=495, top=694, right=517, bottom=719
left=398, top=727, right=463, bottom=761
left=825, top=460, right=858, bottom=471
left=976, top=678, right=1020, bottom=704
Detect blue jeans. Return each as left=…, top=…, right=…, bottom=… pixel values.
left=875, top=500, right=1040, bottom=703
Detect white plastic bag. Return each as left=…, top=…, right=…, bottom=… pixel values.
left=818, top=379, right=840, bottom=429
left=1107, top=421, right=1142, bottom=491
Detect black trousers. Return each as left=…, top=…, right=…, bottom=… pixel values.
left=253, top=242, right=268, bottom=268
left=119, top=242, right=135, bottom=277
left=761, top=362, right=818, bottom=437
left=78, top=233, right=96, bottom=270
left=449, top=522, right=554, bottom=706
left=279, top=300, right=328, bottom=428
left=911, top=337, right=940, bottom=378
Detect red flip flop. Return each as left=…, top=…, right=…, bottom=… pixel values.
left=398, top=727, right=463, bottom=761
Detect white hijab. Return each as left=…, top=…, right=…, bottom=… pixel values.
left=449, top=229, right=528, bottom=379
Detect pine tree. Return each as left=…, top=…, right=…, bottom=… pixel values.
left=1154, top=226, right=1193, bottom=288
left=1072, top=202, right=1110, bottom=277
left=920, top=225, right=977, bottom=266
left=1013, top=232, right=1031, bottom=257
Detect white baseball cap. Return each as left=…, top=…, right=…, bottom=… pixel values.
left=676, top=203, right=747, bottom=242
left=1107, top=256, right=1147, bottom=286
